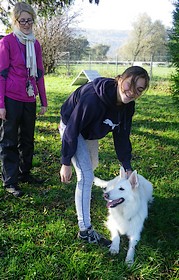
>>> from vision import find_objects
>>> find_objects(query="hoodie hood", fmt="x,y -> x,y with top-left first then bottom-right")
92,77 -> 119,110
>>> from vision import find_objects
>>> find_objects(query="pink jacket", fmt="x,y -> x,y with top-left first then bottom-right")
0,33 -> 47,108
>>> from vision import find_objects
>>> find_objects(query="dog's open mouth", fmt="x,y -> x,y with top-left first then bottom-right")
104,197 -> 125,208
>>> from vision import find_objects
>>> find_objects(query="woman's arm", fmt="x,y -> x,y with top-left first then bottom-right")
113,102 -> 135,170
35,40 -> 47,108
0,38 -> 10,109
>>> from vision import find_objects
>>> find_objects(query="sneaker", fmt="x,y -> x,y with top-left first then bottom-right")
5,184 -> 23,197
18,173 -> 44,184
78,226 -> 111,247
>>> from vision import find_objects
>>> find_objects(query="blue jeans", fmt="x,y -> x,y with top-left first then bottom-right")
59,121 -> 98,231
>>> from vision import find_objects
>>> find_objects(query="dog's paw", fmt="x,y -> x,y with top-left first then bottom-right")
125,256 -> 134,267
109,246 -> 119,255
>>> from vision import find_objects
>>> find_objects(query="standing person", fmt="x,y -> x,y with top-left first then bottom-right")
0,2 -> 48,197
59,66 -> 150,246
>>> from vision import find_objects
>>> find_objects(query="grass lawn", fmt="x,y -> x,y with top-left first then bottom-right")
0,66 -> 178,279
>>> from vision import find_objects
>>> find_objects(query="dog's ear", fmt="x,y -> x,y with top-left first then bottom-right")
120,166 -> 126,179
128,170 -> 139,189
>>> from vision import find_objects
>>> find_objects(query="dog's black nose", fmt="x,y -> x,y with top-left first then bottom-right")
103,193 -> 109,200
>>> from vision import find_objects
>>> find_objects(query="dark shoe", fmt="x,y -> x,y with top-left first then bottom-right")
5,184 -> 23,197
18,173 -> 44,184
78,226 -> 111,247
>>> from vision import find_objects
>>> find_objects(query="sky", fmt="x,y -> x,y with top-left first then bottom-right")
0,0 -> 174,33
71,0 -> 174,30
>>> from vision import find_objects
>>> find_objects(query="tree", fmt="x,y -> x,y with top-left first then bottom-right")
168,0 -> 179,102
0,0 -> 99,27
90,44 -> 110,60
118,14 -> 168,64
0,0 -> 98,73
127,14 -> 153,63
141,20 -> 168,61
34,11 -> 78,73
67,36 -> 90,60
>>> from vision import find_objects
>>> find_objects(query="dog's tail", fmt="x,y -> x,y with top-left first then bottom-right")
93,177 -> 108,189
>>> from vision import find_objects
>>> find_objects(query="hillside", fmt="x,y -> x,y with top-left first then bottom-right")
76,28 -> 130,58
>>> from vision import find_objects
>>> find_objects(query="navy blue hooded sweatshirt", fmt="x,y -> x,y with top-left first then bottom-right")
60,77 -> 135,170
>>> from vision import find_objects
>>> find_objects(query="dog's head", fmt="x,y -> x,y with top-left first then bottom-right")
103,167 -> 139,208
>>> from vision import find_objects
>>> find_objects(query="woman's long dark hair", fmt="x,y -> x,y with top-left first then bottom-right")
115,66 -> 150,94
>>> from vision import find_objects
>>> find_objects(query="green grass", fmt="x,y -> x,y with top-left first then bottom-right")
0,67 -> 178,279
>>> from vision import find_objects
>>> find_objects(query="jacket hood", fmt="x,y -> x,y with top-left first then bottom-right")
92,77 -> 118,109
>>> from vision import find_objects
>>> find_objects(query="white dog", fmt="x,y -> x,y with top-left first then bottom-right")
94,166 -> 153,265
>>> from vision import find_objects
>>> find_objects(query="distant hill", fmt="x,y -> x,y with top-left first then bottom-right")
76,28 -> 130,58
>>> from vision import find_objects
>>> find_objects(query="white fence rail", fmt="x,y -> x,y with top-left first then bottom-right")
57,60 -> 170,67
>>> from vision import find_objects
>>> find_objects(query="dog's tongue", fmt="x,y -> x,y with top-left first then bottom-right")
107,198 -> 125,208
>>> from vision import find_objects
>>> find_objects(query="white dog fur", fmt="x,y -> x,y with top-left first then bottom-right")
94,166 -> 153,265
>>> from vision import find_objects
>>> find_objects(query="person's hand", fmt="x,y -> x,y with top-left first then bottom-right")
0,108 -> 6,120
39,106 -> 47,115
60,165 -> 72,183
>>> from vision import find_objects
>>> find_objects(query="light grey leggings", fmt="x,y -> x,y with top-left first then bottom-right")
59,121 -> 98,231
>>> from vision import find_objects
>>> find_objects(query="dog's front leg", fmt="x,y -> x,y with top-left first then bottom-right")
109,228 -> 120,255
125,235 -> 140,265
